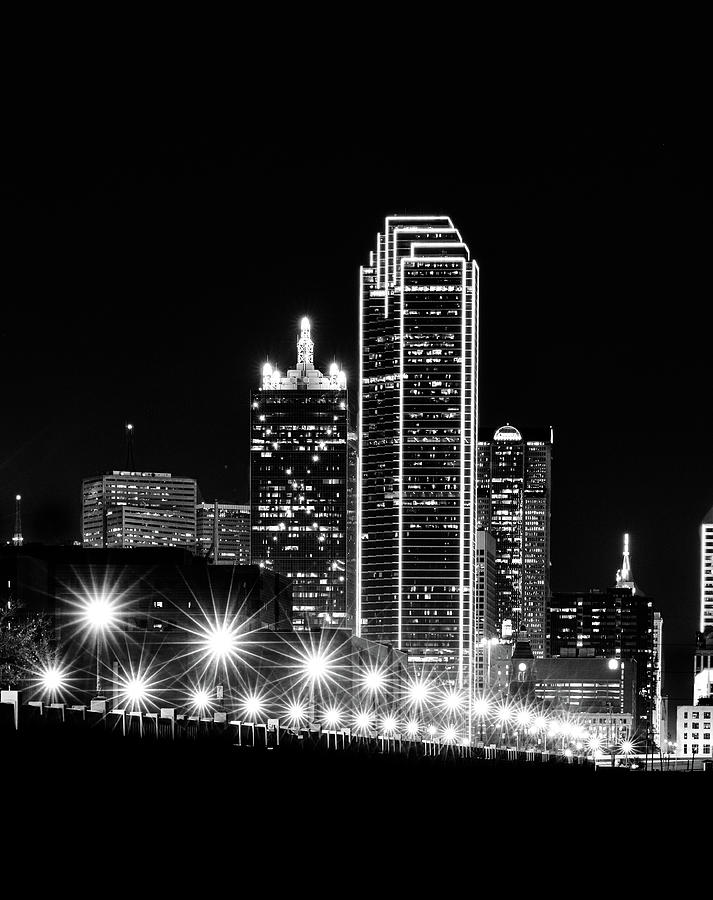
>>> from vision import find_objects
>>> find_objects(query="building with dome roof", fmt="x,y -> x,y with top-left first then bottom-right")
476,424 -> 553,657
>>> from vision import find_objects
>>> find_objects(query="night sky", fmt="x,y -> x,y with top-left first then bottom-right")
1,91 -> 707,708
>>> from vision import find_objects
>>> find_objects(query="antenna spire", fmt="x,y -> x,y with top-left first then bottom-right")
297,316 -> 314,370
12,494 -> 23,547
125,423 -> 136,470
615,532 -> 639,594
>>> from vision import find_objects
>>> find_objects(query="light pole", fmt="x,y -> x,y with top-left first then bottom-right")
83,596 -> 117,699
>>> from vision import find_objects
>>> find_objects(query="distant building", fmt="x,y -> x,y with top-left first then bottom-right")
474,531 -> 498,690
196,502 -> 250,566
695,627 -> 713,677
677,704 -> 713,758
250,317 -> 349,631
701,504 -> 713,632
476,425 -> 552,657
529,657 -> 638,721
694,668 -> 713,705
82,471 -> 197,550
547,536 -> 660,741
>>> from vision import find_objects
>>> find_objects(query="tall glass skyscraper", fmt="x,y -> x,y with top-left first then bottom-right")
358,215 -> 479,701
701,504 -> 713,632
250,318 -> 350,630
476,425 -> 552,657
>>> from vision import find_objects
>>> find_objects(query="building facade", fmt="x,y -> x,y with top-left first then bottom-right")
548,587 -> 657,740
677,704 -> 713,758
250,318 -> 350,631
701,504 -> 713,632
476,425 -> 552,657
358,215 -> 479,702
196,502 -> 250,565
474,530 -> 498,690
82,471 -> 197,550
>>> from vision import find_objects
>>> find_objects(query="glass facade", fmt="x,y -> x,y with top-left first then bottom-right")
359,215 -> 479,699
196,502 -> 250,565
250,319 -> 350,630
477,425 -> 552,657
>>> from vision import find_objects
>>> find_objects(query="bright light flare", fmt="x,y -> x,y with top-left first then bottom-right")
620,739 -> 635,756
442,726 -> 458,744
241,694 -> 265,720
380,714 -> 398,734
405,720 -> 420,738
40,665 -> 68,694
323,706 -> 343,729
362,667 -> 386,693
534,715 -> 548,731
353,710 -> 373,733
441,689 -> 465,713
587,736 -> 603,754
495,705 -> 513,725
285,699 -> 308,727
516,709 -> 532,728
473,697 -> 490,717
190,688 -> 213,713
83,596 -> 117,629
201,622 -> 240,663
301,651 -> 332,684
406,679 -> 431,707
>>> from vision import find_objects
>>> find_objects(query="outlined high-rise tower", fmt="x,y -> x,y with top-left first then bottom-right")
358,215 -> 479,715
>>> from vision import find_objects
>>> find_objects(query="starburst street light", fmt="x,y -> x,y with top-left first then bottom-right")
201,622 -> 240,665
405,720 -> 420,739
82,594 -> 118,697
442,726 -> 458,744
285,699 -> 308,728
353,709 -> 373,734
362,667 -> 386,693
40,665 -> 68,694
323,706 -> 343,729
473,697 -> 490,718
406,679 -> 431,708
241,693 -> 265,721
441,688 -> 465,714
301,650 -> 332,685
381,714 -> 398,735
190,688 -> 213,715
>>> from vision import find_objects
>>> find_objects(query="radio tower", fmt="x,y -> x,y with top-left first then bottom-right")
12,494 -> 23,547
125,423 -> 136,470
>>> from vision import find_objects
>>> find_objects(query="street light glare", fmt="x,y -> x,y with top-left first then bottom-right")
323,706 -> 342,728
473,698 -> 490,717
302,650 -> 331,683
242,694 -> 264,720
124,677 -> 148,703
204,623 -> 239,661
84,596 -> 116,629
407,679 -> 430,706
363,668 -> 386,692
40,665 -> 66,693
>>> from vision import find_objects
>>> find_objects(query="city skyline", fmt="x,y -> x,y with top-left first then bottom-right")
2,127 -> 707,708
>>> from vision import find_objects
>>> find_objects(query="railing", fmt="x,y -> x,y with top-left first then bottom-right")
0,697 -> 593,768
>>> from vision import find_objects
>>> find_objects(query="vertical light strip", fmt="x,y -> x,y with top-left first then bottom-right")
357,265 -> 364,638
459,259 -> 466,690
471,259 -> 480,736
398,257 -> 406,650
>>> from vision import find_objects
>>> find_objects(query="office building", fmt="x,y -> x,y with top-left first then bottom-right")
701,503 -> 713,632
196,502 -> 250,565
250,317 -> 350,631
528,657 -> 637,720
358,215 -> 479,701
82,471 -> 198,549
476,425 -> 552,657
474,530 -> 498,690
677,704 -> 713,758
548,537 -> 660,739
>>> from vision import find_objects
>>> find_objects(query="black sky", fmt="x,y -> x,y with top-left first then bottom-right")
0,86 -> 708,708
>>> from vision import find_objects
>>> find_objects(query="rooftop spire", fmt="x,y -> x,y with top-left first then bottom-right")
12,494 -> 23,547
616,532 -> 640,594
297,316 -> 314,370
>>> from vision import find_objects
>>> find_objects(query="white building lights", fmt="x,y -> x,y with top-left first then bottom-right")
358,215 -> 479,733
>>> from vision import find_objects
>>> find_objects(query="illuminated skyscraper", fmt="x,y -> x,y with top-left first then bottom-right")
701,504 -> 713,632
196,501 -> 250,565
250,318 -> 351,630
477,425 -> 552,657
82,471 -> 197,549
358,215 -> 479,702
